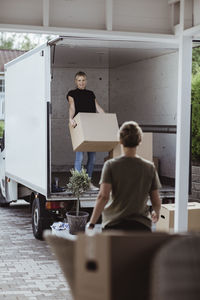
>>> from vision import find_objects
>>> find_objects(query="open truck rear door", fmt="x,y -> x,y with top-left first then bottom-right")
5,44 -> 51,197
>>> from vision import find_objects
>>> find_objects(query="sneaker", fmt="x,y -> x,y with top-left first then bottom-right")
89,183 -> 99,191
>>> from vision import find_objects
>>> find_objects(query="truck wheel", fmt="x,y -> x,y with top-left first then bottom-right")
0,184 -> 10,207
32,196 -> 51,240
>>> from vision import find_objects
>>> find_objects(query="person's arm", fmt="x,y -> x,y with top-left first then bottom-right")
95,99 -> 105,113
88,183 -> 111,227
150,189 -> 161,223
68,96 -> 77,127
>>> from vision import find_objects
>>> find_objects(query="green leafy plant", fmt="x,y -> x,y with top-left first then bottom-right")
191,72 -> 200,162
0,121 -> 4,138
67,168 -> 90,216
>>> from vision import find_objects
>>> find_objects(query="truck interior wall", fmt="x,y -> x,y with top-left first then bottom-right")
109,52 -> 178,179
153,133 -> 176,179
51,67 -> 109,172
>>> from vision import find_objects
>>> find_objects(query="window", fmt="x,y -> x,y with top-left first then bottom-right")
0,77 -> 5,119
0,79 -> 5,93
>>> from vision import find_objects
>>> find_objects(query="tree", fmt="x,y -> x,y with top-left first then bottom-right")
67,168 -> 90,216
20,35 -> 37,50
0,33 -> 15,49
192,47 -> 200,75
0,32 -> 55,51
191,72 -> 200,161
191,47 -> 200,162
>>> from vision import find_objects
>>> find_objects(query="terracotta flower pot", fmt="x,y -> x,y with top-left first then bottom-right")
66,211 -> 89,235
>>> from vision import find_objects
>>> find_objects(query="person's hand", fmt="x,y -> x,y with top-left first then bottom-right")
69,118 -> 77,128
85,222 -> 95,230
151,210 -> 159,223
85,222 -> 95,235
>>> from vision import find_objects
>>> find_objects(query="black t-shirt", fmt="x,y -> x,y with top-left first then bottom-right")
67,88 -> 96,116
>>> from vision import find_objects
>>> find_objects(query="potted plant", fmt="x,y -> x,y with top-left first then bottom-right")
66,168 -> 90,234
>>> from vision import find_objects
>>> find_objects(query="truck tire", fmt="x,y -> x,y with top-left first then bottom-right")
32,195 -> 51,240
0,184 -> 10,207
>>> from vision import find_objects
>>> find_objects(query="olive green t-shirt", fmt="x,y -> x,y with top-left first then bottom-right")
100,156 -> 161,228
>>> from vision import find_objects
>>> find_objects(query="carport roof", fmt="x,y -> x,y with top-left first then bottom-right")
0,49 -> 26,72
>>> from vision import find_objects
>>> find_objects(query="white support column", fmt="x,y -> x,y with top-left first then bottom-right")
43,0 -> 49,27
179,0 -> 185,31
106,0 -> 113,31
175,35 -> 192,232
170,3 -> 175,31
193,0 -> 200,26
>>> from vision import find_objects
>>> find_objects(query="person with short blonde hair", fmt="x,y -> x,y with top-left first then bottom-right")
67,71 -> 104,190
88,121 -> 161,231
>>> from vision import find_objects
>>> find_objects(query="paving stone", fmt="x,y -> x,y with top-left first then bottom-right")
0,201 -> 73,300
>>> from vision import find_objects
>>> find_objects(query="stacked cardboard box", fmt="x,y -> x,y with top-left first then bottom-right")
69,113 -> 153,164
109,132 -> 153,161
156,202 -> 200,233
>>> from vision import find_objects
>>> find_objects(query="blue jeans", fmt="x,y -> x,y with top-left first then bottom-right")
74,152 -> 96,178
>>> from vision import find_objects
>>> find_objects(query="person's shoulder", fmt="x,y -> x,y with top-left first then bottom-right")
104,156 -> 123,166
67,89 -> 78,100
68,89 -> 77,95
137,156 -> 155,169
85,89 -> 95,96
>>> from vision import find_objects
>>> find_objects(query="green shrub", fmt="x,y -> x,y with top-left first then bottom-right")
192,48 -> 200,75
0,121 -> 4,137
191,72 -> 200,161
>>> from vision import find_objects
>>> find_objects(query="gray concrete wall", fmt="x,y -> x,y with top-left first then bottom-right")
109,52 -> 178,178
51,67 -> 109,171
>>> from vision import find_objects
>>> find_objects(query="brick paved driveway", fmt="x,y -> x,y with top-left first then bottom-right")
0,200 -> 73,300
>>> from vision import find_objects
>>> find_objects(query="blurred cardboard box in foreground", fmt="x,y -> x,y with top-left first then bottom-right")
69,113 -> 119,152
75,232 -> 176,300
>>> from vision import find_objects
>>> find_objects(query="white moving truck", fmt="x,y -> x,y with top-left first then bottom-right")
0,35 -> 178,239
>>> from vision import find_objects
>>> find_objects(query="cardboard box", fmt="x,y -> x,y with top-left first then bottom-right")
156,202 -> 200,233
44,232 -> 76,297
69,113 -> 119,152
109,132 -> 153,161
75,231 -> 177,300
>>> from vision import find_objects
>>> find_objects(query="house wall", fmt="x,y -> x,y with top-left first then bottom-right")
190,166 -> 200,202
51,67 -> 109,171
0,0 -> 43,26
0,74 -> 5,120
113,0 -> 171,33
0,0 -> 174,34
109,52 -> 178,178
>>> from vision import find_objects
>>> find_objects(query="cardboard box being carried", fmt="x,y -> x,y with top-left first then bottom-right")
156,202 -> 200,233
110,132 -> 153,161
69,113 -> 119,152
75,232 -> 178,300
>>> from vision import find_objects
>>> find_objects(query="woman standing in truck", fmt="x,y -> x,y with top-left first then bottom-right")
67,71 -> 104,190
